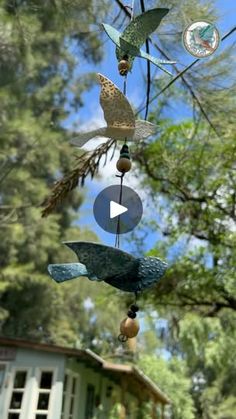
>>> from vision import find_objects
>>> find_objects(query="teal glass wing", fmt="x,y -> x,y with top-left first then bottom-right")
63,242 -> 137,281
102,23 -> 122,48
48,262 -> 88,282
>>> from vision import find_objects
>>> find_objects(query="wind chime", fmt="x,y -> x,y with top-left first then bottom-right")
47,5 -> 175,343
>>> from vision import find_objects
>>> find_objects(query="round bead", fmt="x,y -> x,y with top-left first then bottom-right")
127,310 -> 136,319
130,304 -> 139,312
118,60 -> 130,76
116,157 -> 132,173
120,317 -> 140,338
120,144 -> 130,159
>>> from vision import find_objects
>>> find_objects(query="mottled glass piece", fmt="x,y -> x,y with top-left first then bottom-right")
64,241 -> 137,280
119,8 -> 169,53
70,73 -> 158,147
48,242 -> 167,293
48,262 -> 88,282
99,73 -> 135,128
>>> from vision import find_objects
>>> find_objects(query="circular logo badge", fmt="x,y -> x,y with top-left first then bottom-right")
183,21 -> 220,58
93,185 -> 143,234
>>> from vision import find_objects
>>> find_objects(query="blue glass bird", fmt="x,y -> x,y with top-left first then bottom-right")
48,242 -> 167,293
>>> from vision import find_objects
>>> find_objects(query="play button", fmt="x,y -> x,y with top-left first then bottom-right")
93,185 -> 143,234
110,201 -> 128,219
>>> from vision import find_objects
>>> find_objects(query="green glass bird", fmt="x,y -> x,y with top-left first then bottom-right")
102,8 -> 176,76
48,242 -> 167,293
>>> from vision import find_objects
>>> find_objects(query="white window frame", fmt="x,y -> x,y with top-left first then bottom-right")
0,362 -> 10,418
30,367 -> 58,419
0,362 -> 8,390
61,370 -> 80,419
5,367 -> 31,419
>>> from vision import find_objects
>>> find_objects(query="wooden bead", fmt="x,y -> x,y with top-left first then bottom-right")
120,317 -> 140,338
127,337 -> 137,353
118,60 -> 130,76
116,157 -> 132,173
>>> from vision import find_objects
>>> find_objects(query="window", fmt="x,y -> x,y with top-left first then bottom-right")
7,370 -> 28,419
85,384 -> 95,419
34,371 -> 53,419
61,372 -> 79,419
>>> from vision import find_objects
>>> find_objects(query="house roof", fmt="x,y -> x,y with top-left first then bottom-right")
0,336 -> 170,405
0,336 -> 103,367
103,362 -> 170,405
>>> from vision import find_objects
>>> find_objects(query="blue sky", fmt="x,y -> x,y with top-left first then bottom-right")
66,0 -> 236,255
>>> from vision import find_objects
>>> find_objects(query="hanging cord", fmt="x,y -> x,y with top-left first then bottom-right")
114,60 -> 130,247
123,74 -> 127,95
115,172 -> 125,248
140,0 -> 151,120
130,0 -> 135,20
114,73 -> 129,248
124,0 -> 135,19
114,142 -> 131,248
123,75 -> 127,145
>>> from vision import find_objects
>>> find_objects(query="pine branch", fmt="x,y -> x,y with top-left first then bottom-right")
41,139 -> 116,217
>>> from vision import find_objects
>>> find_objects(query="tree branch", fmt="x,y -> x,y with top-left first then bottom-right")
140,0 -> 151,120
115,0 -> 236,138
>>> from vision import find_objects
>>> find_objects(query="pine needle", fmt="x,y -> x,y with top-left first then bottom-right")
41,139 -> 116,217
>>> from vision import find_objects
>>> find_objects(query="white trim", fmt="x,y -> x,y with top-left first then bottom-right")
61,370 -> 80,419
0,362 -> 10,419
29,367 -> 58,419
4,366 -> 32,419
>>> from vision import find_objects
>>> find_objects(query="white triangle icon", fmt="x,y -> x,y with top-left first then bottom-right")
110,201 -> 128,219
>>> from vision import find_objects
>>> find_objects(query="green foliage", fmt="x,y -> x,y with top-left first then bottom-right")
132,2 -> 236,416
179,312 -> 236,418
138,355 -> 195,419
